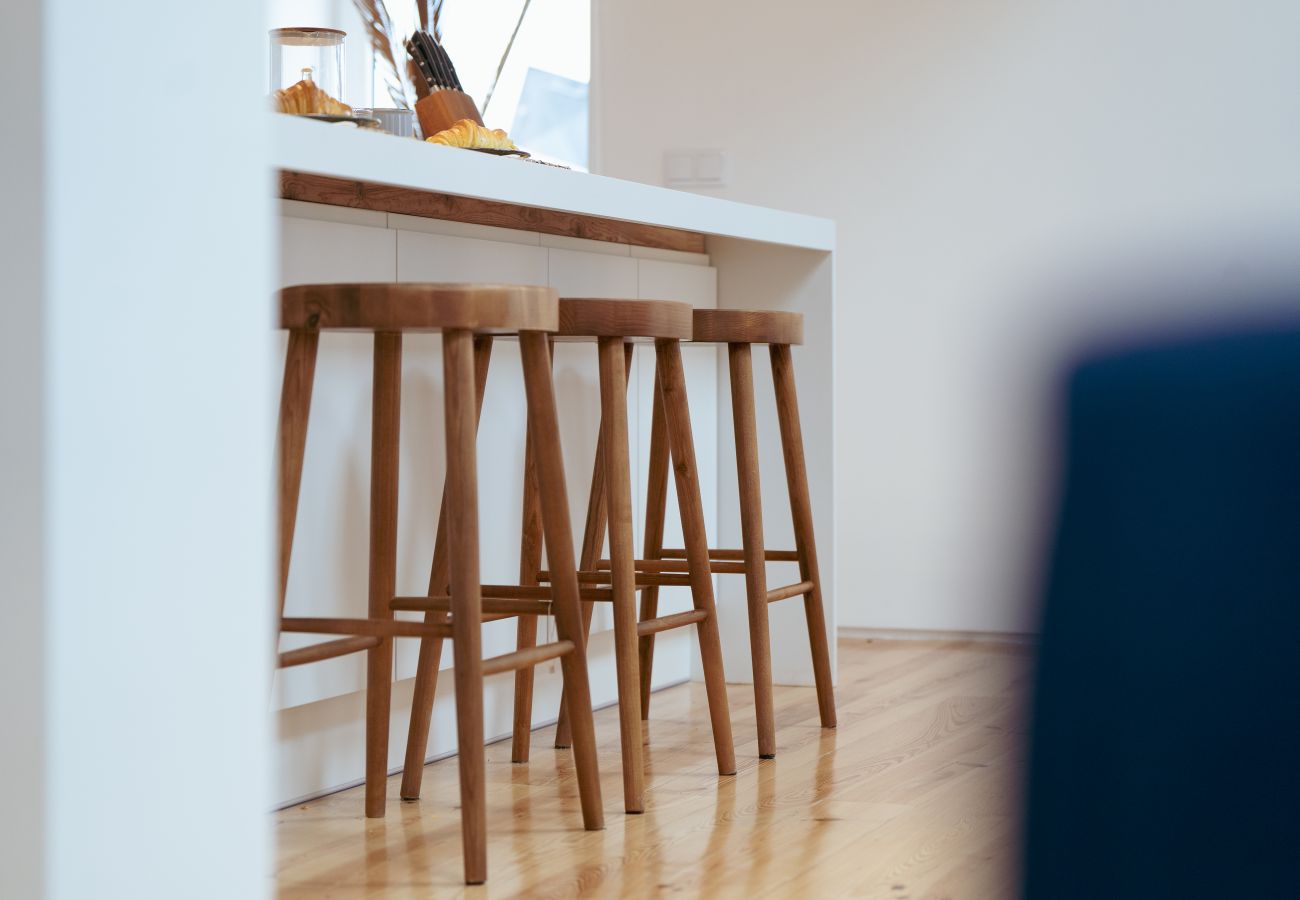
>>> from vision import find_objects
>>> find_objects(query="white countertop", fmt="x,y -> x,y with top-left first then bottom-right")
271,114 -> 834,252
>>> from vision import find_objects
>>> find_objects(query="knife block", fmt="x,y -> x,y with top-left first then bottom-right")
415,90 -> 483,139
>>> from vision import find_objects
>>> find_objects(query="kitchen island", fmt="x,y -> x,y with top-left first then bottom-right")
271,114 -> 836,805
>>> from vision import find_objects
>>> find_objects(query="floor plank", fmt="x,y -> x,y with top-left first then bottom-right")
276,639 -> 1031,898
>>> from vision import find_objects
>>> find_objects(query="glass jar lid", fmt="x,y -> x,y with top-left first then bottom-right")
270,27 -> 346,47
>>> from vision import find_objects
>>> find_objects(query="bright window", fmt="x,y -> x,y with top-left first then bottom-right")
441,0 -> 589,169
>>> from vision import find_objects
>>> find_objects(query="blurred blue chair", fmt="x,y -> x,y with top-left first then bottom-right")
1023,318 -> 1300,899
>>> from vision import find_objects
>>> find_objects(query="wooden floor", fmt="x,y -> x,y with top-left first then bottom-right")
275,639 -> 1031,898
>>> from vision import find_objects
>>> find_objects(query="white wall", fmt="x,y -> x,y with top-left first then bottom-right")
1,0 -> 275,897
594,0 -> 1300,634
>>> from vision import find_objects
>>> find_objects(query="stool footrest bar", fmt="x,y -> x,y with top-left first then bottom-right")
594,558 -> 748,575
281,617 -> 453,639
766,581 -> 815,603
391,596 -> 554,616
637,609 -> 708,637
659,548 -> 800,562
482,641 -> 575,677
481,584 -> 615,602
278,635 -> 381,668
540,570 -> 692,588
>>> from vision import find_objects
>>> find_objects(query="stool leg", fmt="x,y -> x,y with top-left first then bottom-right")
598,335 -> 646,813
728,343 -> 777,758
770,344 -> 836,728
552,421 -> 609,749
401,336 -> 492,800
655,339 -> 738,777
277,329 -> 319,617
365,332 -> 402,819
444,328 -> 487,883
509,421 -> 544,762
554,343 -> 633,749
519,331 -> 604,831
637,367 -> 670,717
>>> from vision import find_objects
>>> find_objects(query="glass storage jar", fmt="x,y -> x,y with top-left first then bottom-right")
269,27 -> 345,100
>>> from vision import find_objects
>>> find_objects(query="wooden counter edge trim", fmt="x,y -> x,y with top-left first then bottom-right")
280,171 -> 707,255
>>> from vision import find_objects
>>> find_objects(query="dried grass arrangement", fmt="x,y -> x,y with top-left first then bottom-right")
350,0 -> 445,108
348,0 -> 528,113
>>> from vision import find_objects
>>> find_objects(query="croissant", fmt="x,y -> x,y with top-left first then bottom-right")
426,119 -> 517,151
274,80 -> 352,117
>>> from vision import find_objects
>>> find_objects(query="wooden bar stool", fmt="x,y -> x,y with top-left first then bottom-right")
496,298 -> 738,814
637,309 -> 836,758
275,283 -> 603,885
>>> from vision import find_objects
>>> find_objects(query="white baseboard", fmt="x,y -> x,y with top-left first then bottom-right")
839,626 -> 1037,646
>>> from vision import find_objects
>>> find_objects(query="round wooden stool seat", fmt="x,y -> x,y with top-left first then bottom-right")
280,283 -> 558,334
691,309 -> 804,345
556,298 -> 693,341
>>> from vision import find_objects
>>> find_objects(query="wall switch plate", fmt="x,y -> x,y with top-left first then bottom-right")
664,149 -> 729,188
664,152 -> 695,183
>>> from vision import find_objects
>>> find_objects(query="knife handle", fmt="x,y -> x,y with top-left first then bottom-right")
406,37 -> 436,90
